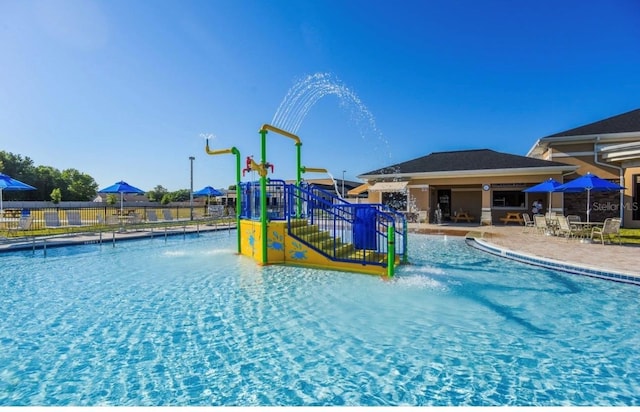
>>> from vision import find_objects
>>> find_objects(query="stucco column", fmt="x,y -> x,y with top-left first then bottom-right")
481,185 -> 492,225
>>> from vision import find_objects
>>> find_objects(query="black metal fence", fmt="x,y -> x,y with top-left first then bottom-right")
1,204 -> 235,232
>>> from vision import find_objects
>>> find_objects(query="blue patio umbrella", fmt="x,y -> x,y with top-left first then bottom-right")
0,173 -> 37,213
193,186 -> 224,207
555,173 -> 625,222
99,180 -> 145,216
193,186 -> 224,197
523,178 -> 563,214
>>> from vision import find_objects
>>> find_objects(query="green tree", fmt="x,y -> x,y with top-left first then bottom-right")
106,194 -> 117,205
33,166 -> 63,201
147,185 -> 168,202
61,168 -> 99,201
50,188 -> 62,204
171,189 -> 190,202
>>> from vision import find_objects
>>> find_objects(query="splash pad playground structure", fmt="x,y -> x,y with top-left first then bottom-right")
205,124 -> 408,277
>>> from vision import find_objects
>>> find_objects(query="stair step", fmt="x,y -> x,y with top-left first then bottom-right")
289,219 -> 309,228
334,243 -> 355,257
292,225 -> 320,236
316,237 -> 340,250
347,249 -> 378,261
298,230 -> 330,243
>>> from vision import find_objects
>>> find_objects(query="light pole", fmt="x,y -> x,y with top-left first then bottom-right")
342,170 -> 346,198
189,156 -> 195,220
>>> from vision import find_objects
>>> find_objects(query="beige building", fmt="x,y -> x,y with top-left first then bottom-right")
354,149 -> 577,226
528,108 -> 640,228
353,108 -> 640,227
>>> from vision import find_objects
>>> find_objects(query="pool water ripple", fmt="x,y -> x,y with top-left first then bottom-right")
0,233 -> 639,405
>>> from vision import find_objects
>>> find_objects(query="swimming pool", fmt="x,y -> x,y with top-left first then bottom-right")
0,232 -> 638,406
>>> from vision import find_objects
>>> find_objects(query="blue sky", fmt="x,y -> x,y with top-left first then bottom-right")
1,0 -> 639,192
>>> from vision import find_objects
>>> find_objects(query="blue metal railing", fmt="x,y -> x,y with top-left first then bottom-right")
286,183 -> 406,266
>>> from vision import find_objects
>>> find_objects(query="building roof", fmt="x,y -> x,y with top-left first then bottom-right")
360,149 -> 572,177
544,108 -> 640,138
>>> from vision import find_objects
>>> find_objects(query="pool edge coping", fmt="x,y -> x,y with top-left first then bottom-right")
465,234 -> 640,286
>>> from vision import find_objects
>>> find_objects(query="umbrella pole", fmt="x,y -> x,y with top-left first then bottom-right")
0,188 -> 3,213
586,189 -> 591,223
120,192 -> 124,216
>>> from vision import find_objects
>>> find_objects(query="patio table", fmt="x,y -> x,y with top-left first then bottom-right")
570,221 -> 604,241
0,217 -> 19,230
500,212 -> 524,225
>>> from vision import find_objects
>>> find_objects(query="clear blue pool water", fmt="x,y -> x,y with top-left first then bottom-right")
0,231 -> 639,406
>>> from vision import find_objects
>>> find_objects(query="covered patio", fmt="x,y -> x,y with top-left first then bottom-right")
357,149 -> 577,225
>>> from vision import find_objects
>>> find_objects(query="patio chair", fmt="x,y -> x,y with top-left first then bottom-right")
591,218 -> 622,245
5,216 -> 32,237
567,215 -> 581,224
162,209 -> 174,221
555,215 -> 580,240
533,214 -> 549,235
565,215 -> 589,238
208,205 -> 224,219
65,210 -> 84,226
522,213 -> 535,233
97,213 -> 119,227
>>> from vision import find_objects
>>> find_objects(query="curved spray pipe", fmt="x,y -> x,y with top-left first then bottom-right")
204,139 -> 242,254
301,166 -> 344,200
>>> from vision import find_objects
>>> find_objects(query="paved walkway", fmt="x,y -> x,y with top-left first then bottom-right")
408,222 -> 638,277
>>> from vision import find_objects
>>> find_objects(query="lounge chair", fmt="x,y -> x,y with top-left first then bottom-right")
522,213 -> 535,233
591,218 -> 622,245
162,209 -> 174,221
5,216 -> 32,237
146,210 -> 159,222
65,210 -> 84,226
44,211 -> 62,228
533,215 -> 549,235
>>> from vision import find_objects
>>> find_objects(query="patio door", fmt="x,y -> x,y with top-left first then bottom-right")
437,189 -> 451,221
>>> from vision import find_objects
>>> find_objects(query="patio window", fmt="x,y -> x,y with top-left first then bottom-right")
492,191 -> 525,209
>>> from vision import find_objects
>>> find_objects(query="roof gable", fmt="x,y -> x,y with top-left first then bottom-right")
361,149 -> 572,176
545,108 -> 640,138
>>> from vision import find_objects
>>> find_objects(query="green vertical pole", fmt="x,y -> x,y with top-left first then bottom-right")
387,226 -> 395,278
296,142 -> 302,185
232,147 -> 241,254
296,142 -> 302,217
259,129 -> 268,264
402,224 -> 408,264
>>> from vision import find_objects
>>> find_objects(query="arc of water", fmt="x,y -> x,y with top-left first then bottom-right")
271,72 -> 393,172
325,171 -> 344,200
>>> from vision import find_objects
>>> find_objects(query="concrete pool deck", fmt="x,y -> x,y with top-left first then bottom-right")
408,222 -> 639,282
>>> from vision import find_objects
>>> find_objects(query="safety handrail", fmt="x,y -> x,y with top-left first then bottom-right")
286,183 -> 406,266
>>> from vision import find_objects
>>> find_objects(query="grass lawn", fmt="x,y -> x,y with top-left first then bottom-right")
620,228 -> 640,245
